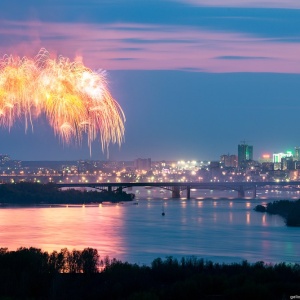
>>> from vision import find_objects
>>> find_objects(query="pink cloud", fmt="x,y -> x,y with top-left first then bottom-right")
1,20 -> 300,73
172,0 -> 300,9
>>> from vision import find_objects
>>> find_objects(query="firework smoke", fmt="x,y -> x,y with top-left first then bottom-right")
0,48 -> 125,154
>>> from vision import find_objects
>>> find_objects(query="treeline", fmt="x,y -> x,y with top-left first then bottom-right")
0,247 -> 299,299
254,199 -> 300,226
0,182 -> 132,204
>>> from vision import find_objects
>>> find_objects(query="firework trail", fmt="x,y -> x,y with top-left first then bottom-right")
0,48 -> 125,154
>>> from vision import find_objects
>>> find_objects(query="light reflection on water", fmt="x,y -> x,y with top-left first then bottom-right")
0,194 -> 299,266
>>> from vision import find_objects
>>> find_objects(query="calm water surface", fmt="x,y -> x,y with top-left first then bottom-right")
0,189 -> 299,265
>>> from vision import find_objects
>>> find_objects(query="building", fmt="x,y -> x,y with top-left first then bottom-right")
134,158 -> 151,171
295,147 -> 300,161
273,151 -> 293,170
261,162 -> 274,172
281,156 -> 294,171
258,154 -> 272,163
238,143 -> 253,168
220,154 -> 238,168
209,161 -> 221,179
273,153 -> 286,164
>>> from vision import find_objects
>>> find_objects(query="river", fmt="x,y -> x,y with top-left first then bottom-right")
0,188 -> 299,265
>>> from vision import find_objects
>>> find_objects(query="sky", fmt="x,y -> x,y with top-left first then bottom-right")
1,0 -> 300,161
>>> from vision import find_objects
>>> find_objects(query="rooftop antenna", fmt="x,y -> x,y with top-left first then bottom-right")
240,140 -> 252,145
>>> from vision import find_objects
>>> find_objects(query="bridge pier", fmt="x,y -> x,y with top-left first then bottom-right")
237,186 -> 245,198
186,186 -> 191,199
172,186 -> 181,198
253,185 -> 257,198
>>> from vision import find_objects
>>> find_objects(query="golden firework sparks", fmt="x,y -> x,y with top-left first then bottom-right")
0,48 -> 125,154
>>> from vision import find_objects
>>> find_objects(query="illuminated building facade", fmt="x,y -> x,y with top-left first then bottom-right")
238,143 -> 253,168
259,154 -> 272,163
273,151 -> 293,170
273,151 -> 292,163
273,153 -> 286,163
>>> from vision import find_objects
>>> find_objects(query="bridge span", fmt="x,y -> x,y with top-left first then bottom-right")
57,181 -> 300,199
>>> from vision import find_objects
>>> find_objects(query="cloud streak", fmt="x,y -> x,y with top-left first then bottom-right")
1,20 -> 300,73
2,1 -> 300,39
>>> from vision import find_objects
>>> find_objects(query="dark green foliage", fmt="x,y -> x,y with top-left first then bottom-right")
81,248 -> 99,274
0,248 -> 299,299
0,182 -> 133,204
254,199 -> 300,226
254,204 -> 266,212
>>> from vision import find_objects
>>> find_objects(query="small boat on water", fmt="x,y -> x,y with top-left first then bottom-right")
162,204 -> 165,216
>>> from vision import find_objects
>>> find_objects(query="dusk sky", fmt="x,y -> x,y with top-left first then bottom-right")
1,0 -> 300,161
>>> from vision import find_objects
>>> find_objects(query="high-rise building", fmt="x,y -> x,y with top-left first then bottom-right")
295,147 -> 300,161
238,143 -> 253,167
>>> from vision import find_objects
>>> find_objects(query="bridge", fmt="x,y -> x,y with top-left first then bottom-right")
57,181 -> 300,199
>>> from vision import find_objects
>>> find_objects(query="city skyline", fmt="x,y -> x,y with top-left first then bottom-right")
1,1 -> 300,161
1,142 -> 299,163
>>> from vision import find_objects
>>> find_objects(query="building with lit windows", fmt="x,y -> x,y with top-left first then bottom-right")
273,151 -> 293,170
273,151 -> 292,163
295,147 -> 300,161
238,143 -> 253,168
220,154 -> 238,168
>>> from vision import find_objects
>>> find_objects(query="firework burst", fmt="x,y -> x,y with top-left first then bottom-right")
0,48 -> 125,154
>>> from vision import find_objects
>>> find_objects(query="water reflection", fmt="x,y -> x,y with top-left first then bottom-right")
262,214 -> 266,226
229,212 -> 233,223
246,212 -> 251,224
213,212 -> 217,222
0,199 -> 298,265
0,205 -> 124,259
133,186 -> 300,200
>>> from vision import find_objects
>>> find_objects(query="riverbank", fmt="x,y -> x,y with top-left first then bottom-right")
254,199 -> 300,226
0,247 -> 299,300
0,182 -> 134,204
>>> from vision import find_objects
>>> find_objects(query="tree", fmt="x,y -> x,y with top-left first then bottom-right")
81,248 -> 99,274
